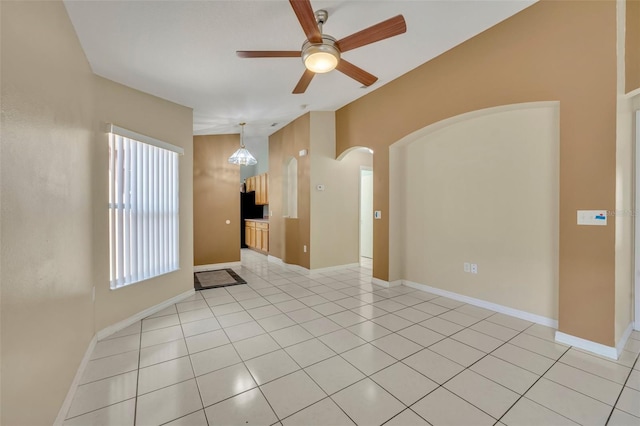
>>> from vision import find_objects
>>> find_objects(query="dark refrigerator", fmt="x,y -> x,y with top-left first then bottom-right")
241,190 -> 264,248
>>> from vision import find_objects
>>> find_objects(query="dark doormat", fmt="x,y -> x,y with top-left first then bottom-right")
194,268 -> 247,290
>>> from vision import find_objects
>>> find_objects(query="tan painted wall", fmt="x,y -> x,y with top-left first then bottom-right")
392,104 -> 559,319
193,134 -> 241,265
1,2 -> 194,423
336,0 -> 618,345
1,2 -> 95,423
310,112 -> 372,269
268,114 -> 310,268
93,77 -> 194,332
626,0 -> 640,93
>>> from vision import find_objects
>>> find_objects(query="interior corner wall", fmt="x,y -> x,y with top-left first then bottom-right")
2,2 -> 195,423
336,0 -> 618,346
1,2 -> 96,424
615,0 -> 638,342
309,112 -> 373,270
268,114 -> 310,268
393,104 -> 559,320
193,134 -> 241,266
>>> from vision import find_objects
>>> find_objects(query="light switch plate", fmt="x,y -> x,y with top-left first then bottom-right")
577,210 -> 607,226
374,211 -> 382,219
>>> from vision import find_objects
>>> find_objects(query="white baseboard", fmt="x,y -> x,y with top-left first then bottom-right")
402,280 -> 558,328
555,331 -> 618,360
97,289 -> 195,341
309,263 -> 360,274
194,262 -> 241,273
54,334 -> 97,426
389,280 -> 402,288
267,256 -> 284,265
616,322 -> 635,357
371,277 -> 390,288
57,288 -> 196,424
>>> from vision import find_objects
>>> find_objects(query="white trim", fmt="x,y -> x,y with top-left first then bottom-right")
54,334 -> 97,426
616,322 -> 635,357
402,280 -> 558,328
57,289 -> 196,424
310,263 -> 360,274
194,262 -> 241,273
97,289 -> 195,340
106,123 -> 184,155
389,280 -> 402,287
372,277 -> 390,288
555,331 -> 618,360
635,110 -> 640,331
267,255 -> 284,265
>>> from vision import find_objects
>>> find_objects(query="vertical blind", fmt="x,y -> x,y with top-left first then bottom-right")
109,130 -> 180,289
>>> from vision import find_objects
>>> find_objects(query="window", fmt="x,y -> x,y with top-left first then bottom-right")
108,125 -> 183,289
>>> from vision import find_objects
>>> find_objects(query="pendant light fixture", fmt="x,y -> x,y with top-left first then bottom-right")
228,122 -> 257,166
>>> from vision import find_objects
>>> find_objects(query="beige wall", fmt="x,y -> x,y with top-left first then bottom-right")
1,2 -> 96,424
336,0 -> 618,346
193,134 -> 241,266
310,112 -> 372,269
93,76 -> 194,331
268,114 -> 310,268
391,104 -> 559,319
1,2 -> 194,424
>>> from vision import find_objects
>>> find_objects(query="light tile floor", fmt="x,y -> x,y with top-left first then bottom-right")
65,251 -> 640,425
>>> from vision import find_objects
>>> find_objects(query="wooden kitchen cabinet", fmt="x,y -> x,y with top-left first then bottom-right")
245,221 -> 256,248
245,220 -> 268,254
246,173 -> 269,205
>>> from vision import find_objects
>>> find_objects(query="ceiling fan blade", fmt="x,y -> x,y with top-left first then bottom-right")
336,15 -> 406,53
336,60 -> 378,87
237,51 -> 301,58
293,69 -> 315,94
289,0 -> 322,43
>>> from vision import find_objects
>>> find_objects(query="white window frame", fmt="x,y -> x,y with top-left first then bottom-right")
108,124 -> 184,289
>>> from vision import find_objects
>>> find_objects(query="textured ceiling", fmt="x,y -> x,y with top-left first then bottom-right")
63,0 -> 536,147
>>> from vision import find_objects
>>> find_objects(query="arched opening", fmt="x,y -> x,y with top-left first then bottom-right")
389,102 -> 559,321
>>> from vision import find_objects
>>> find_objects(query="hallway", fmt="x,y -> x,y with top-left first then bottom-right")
64,250 -> 640,425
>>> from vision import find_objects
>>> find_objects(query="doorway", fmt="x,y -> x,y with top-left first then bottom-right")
360,168 -> 373,261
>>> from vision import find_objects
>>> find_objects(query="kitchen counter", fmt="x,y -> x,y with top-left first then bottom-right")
245,218 -> 269,223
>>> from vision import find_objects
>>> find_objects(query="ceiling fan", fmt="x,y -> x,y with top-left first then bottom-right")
236,0 -> 407,94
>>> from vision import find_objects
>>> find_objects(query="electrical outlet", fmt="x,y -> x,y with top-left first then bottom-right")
303,245 -> 307,253
471,264 -> 478,274
464,262 -> 470,273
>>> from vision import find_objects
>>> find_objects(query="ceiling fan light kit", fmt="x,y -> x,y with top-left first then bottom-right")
228,123 -> 258,166
302,37 -> 340,73
236,0 -> 406,94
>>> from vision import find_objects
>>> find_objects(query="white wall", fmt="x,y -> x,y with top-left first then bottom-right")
309,112 -> 372,269
390,104 -> 559,319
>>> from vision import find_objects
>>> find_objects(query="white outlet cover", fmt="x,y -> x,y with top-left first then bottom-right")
464,263 -> 470,273
471,264 -> 478,274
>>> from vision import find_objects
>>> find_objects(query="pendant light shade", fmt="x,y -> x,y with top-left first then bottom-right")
228,123 -> 257,166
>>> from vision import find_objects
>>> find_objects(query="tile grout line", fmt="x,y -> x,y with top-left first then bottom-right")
604,353 -> 640,425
